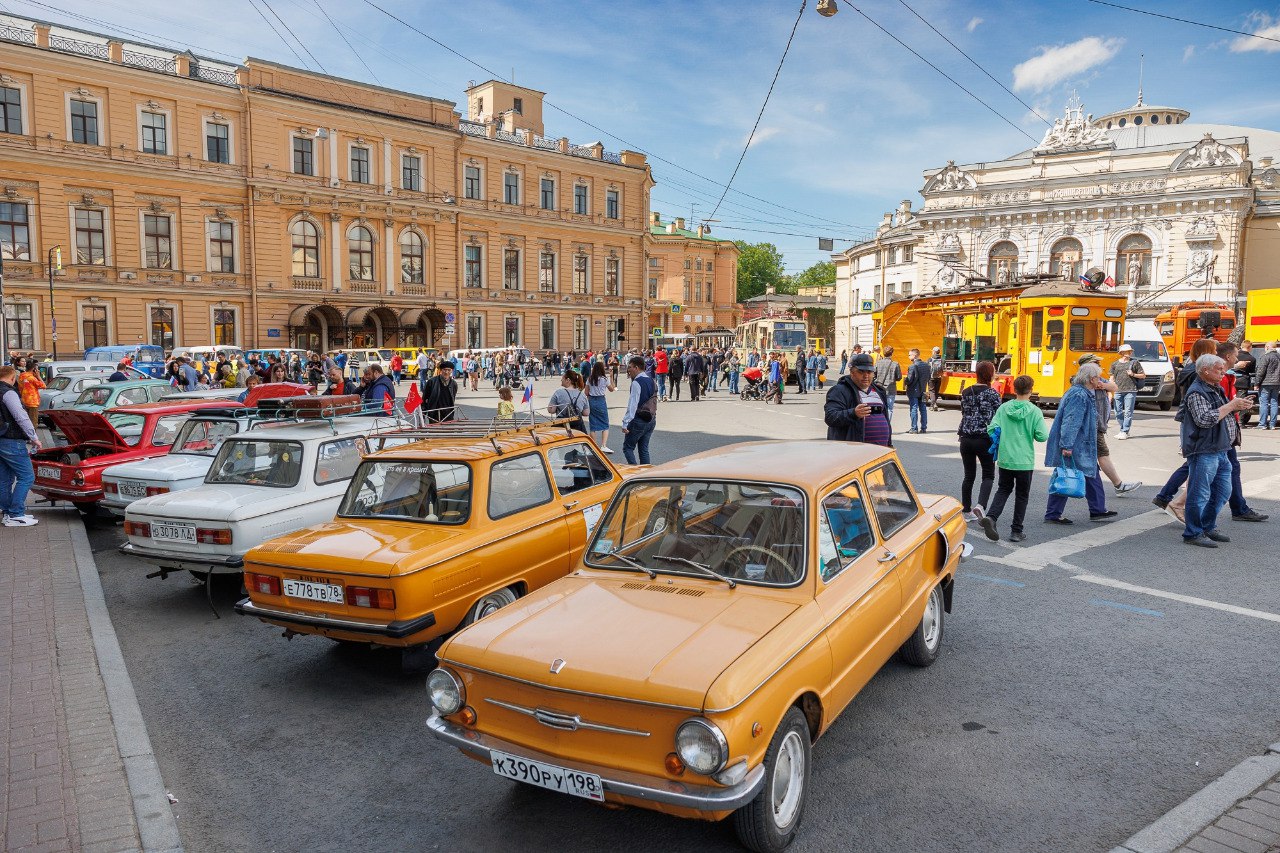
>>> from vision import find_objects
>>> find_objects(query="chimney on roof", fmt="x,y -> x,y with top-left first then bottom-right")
881,212 -> 893,229
898,199 -> 912,220
651,212 -> 661,225
666,222 -> 677,234
675,217 -> 686,230
696,225 -> 706,238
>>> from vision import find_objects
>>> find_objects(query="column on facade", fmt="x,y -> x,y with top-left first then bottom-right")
384,218 -> 395,295
382,138 -> 392,196
327,129 -> 339,188
329,213 -> 342,292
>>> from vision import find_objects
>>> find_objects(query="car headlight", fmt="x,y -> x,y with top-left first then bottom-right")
426,668 -> 465,715
1163,370 -> 1174,383
675,718 -> 728,775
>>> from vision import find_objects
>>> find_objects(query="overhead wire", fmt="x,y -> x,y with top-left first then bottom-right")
1086,0 -> 1280,46
309,0 -> 381,84
245,0 -> 313,71
258,0 -> 328,73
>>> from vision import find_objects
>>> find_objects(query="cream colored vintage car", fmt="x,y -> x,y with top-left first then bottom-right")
427,440 -> 970,852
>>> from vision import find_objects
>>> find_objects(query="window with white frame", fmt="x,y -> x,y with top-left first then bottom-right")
208,220 -> 234,272
291,219 -> 320,277
0,86 -> 22,135
902,245 -> 913,263
605,189 -> 619,219
75,208 -> 107,265
402,154 -> 421,191
293,136 -> 314,175
503,248 -> 520,290
540,316 -> 555,350
350,146 -> 371,184
466,314 -> 482,348
206,122 -> 230,163
464,165 -> 481,199
143,215 -> 171,269
574,184 -> 588,215
504,315 -> 520,346
694,281 -> 702,303
149,305 -> 175,349
574,317 -> 588,351
81,304 -> 109,348
348,225 -> 375,280
539,251 -> 556,292
5,302 -> 35,350
213,307 -> 238,345
573,254 -> 588,294
141,110 -> 167,154
0,202 -> 30,261
605,318 -> 621,350
901,281 -> 912,296
400,231 -> 424,283
504,171 -> 520,205
464,244 -> 482,288
540,177 -> 555,211
648,276 -> 658,299
604,257 -> 619,296
71,99 -> 98,145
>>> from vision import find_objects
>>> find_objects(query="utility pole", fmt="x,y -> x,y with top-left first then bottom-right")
47,246 -> 61,361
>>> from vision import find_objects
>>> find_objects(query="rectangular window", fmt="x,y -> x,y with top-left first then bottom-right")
464,166 -> 481,199
143,215 -> 171,269
504,315 -> 520,346
512,97 -> 523,115
0,202 -> 30,261
464,245 -> 482,288
865,462 -> 920,539
82,305 -> 108,348
539,251 -> 556,292
818,481 -> 875,581
208,221 -> 234,273
605,189 -> 619,220
902,245 -> 913,263
5,303 -> 34,350
540,317 -> 555,350
574,184 -> 588,215
683,279 -> 690,303
75,208 -> 107,265
605,257 -> 619,296
706,260 -> 713,271
487,453 -> 552,519
71,99 -> 98,145
901,281 -> 912,297
574,318 -> 588,351
503,248 -> 520,290
1029,310 -> 1044,348
0,86 -> 22,135
292,136 -> 314,175
573,255 -> 588,294
402,155 -> 421,191
886,247 -> 897,265
350,147 -> 370,183
648,277 -> 658,299
206,122 -> 229,163
141,111 -> 167,154
149,306 -> 174,349
605,318 -> 621,350
504,172 -> 520,205
466,315 -> 482,348
706,283 -> 714,303
694,281 -> 702,303
540,178 -> 555,210
213,308 -> 237,345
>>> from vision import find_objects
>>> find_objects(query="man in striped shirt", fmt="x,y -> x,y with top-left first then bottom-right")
824,353 -> 893,447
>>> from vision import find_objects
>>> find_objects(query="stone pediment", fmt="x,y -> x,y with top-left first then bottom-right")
923,161 -> 976,194
1173,134 -> 1242,170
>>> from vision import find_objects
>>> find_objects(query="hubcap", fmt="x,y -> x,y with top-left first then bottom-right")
922,586 -> 942,650
770,730 -> 806,830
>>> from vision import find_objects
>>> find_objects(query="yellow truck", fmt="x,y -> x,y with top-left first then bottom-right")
1244,288 -> 1280,344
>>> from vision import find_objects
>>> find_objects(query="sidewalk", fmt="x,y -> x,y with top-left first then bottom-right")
2,505 -> 181,853
1114,743 -> 1280,853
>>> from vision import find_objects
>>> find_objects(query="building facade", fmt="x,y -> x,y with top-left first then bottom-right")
645,213 -> 740,342
0,15 -> 653,357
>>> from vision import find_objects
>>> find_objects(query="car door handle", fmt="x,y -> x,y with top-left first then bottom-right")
563,501 -> 580,509
877,551 -> 897,563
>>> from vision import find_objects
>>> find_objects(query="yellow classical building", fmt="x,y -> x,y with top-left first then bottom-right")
644,213 -> 740,344
0,15 -> 653,357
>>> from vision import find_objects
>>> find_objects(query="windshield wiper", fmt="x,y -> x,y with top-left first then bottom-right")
651,554 -> 736,589
600,549 -> 656,579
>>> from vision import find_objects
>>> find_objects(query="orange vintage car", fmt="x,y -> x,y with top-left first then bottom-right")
234,422 -> 636,666
427,440 -> 971,852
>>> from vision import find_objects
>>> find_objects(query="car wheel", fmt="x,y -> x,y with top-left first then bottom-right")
1159,400 -> 1172,411
733,706 -> 810,853
462,586 -> 519,627
898,583 -> 945,667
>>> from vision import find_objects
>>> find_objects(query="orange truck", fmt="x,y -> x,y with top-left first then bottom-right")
1154,302 -> 1237,361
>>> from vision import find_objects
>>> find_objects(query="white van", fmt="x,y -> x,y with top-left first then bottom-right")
1122,320 -> 1176,411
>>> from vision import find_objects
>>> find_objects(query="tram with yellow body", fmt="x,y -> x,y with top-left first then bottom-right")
872,279 -> 1128,405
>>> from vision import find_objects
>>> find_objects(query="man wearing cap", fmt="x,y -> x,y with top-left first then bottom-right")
422,361 -> 458,424
1109,343 -> 1145,439
824,353 -> 893,446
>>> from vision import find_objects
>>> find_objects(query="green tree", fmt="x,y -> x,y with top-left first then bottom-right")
792,261 -> 836,291
734,241 -> 786,301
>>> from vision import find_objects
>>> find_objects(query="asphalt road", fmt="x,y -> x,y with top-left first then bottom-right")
86,378 -> 1280,853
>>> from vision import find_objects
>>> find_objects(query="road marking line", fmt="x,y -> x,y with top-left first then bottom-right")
968,554 -> 1042,571
1090,598 -> 1164,617
929,452 -> 962,459
962,572 -> 1026,588
1074,574 -> 1280,624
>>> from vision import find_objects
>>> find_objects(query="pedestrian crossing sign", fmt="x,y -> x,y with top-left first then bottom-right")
652,327 -> 663,337
861,300 -> 874,312
671,304 -> 682,314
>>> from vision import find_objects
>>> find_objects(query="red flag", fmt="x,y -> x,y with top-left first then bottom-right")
404,383 -> 421,413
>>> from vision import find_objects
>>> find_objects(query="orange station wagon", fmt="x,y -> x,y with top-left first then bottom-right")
235,422 -> 637,665
427,440 -> 971,852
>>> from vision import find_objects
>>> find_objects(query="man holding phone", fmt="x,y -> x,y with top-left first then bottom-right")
824,353 -> 893,447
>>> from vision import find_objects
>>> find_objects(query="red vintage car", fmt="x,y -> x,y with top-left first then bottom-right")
33,401 -> 244,514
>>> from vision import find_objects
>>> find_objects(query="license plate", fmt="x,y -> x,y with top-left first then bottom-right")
151,522 -> 195,542
490,750 -> 604,802
119,481 -> 148,498
282,578 -> 344,604
38,465 -> 59,480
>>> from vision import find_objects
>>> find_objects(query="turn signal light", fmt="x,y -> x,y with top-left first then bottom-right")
664,752 -> 686,776
346,586 -> 395,610
458,706 -> 477,726
146,486 -> 169,497
124,521 -> 151,537
104,482 -> 118,494
196,528 -> 232,545
247,573 -> 280,596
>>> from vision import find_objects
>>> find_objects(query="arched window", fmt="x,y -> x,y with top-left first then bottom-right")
348,225 -> 374,281
1116,233 -> 1152,291
290,219 -> 320,278
400,231 -> 424,284
987,241 -> 1019,284
1049,237 -> 1083,280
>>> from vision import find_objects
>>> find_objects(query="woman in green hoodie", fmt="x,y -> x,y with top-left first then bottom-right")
980,374 -> 1050,542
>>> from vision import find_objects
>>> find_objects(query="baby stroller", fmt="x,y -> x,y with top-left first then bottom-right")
740,366 -> 766,401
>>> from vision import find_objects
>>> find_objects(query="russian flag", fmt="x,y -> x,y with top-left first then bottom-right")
521,379 -> 534,405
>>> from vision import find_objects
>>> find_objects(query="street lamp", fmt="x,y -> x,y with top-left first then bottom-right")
47,245 -> 61,360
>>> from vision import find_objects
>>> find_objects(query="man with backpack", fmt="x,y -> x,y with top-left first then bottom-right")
905,348 -> 932,433
927,346 -> 946,411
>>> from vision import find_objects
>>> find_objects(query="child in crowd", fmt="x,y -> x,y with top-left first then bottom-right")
496,386 -> 515,422
980,374 -> 1049,543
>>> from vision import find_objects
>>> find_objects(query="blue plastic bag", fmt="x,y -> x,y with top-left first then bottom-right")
1048,456 -> 1086,498
988,426 -> 1001,458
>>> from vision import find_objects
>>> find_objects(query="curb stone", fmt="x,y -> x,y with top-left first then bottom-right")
1111,742 -> 1280,853
68,516 -> 184,853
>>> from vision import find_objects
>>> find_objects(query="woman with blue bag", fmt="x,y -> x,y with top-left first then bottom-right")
1043,359 -> 1111,524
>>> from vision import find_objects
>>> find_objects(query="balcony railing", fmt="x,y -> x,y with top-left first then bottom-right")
122,50 -> 176,74
190,62 -> 237,87
0,24 -> 35,44
347,281 -> 378,294
401,284 -> 428,296
49,34 -> 109,60
291,278 -> 325,291
459,120 -> 486,138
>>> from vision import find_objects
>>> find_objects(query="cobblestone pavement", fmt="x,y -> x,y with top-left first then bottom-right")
1177,775 -> 1280,853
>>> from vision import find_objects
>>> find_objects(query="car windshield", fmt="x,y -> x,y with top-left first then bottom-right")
338,460 -> 471,523
773,327 -> 807,351
76,387 -> 113,406
377,349 -> 393,360
207,439 -> 304,488
171,419 -> 240,457
105,412 -> 145,446
585,479 -> 807,586
1125,339 -> 1168,362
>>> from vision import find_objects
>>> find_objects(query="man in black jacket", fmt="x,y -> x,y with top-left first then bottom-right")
422,362 -> 459,423
824,353 -> 893,446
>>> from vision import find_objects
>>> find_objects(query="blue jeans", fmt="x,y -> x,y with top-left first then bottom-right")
907,394 -> 927,431
806,369 -> 817,390
1045,469 -> 1107,519
655,374 -> 667,399
708,370 -> 719,391
729,370 -> 740,394
622,417 -> 655,464
1113,392 -> 1136,433
1183,450 -> 1232,539
884,391 -> 895,422
0,437 -> 36,518
1158,462 -> 1189,503
1260,387 -> 1279,428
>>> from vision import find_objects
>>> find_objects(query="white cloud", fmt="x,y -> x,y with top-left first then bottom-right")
745,126 -> 782,149
1182,44 -> 1196,62
966,17 -> 983,33
1230,16 -> 1280,53
1011,36 -> 1124,93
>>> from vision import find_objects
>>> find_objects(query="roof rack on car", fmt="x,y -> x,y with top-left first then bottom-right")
364,414 -> 579,455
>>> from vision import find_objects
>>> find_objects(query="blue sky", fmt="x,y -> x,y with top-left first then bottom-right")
19,0 -> 1280,272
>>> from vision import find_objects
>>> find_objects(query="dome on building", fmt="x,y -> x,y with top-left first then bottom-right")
1095,95 -> 1190,130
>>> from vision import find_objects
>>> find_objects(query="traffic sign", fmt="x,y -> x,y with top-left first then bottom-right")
445,312 -> 455,322
651,327 -> 663,337
444,324 -> 456,335
860,300 -> 874,312
670,304 -> 682,314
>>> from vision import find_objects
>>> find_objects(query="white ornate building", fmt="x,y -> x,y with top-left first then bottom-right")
834,94 -> 1280,356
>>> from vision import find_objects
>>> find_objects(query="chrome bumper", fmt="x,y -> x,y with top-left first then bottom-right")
234,598 -> 436,639
426,712 -> 765,812
119,541 -> 244,573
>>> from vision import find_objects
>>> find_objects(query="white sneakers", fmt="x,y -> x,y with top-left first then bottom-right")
2,514 -> 38,527
601,446 -> 614,454
1115,432 -> 1129,440
1113,481 -> 1141,494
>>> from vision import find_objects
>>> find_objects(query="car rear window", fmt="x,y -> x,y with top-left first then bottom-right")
314,437 -> 367,485
339,460 -> 471,523
208,439 -> 304,488
172,419 -> 240,456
